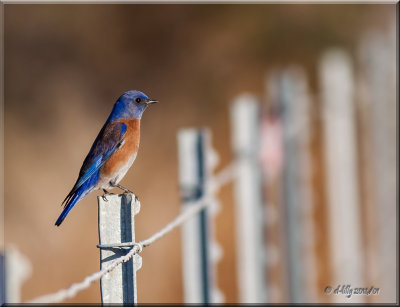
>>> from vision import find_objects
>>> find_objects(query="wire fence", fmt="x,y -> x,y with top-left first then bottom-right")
27,162 -> 237,304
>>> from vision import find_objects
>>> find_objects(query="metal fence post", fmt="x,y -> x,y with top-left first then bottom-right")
177,128 -> 223,304
230,95 -> 267,303
0,253 -> 4,305
0,246 -> 32,304
98,193 -> 142,304
280,67 -> 317,303
277,70 -> 304,303
319,50 -> 364,303
358,29 -> 397,303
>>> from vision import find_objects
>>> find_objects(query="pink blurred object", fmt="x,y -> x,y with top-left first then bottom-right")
260,115 -> 284,180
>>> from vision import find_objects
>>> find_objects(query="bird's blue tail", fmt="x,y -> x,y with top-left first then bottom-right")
55,186 -> 88,226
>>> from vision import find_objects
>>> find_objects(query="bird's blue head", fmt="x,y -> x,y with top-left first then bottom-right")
108,90 -> 158,122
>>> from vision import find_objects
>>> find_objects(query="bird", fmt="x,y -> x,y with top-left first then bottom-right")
55,90 -> 158,226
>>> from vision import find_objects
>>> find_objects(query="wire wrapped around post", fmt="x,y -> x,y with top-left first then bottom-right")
97,193 -> 142,304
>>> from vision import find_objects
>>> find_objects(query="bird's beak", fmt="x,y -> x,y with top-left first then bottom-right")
146,99 -> 158,105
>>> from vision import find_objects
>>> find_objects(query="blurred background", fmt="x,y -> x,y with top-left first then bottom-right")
1,3 -> 397,304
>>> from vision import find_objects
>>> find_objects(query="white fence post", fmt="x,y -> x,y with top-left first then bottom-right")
230,95 -> 267,303
0,246 -> 32,304
319,50 -> 364,303
98,193 -> 142,304
0,253 -> 4,305
177,128 -> 223,304
280,67 -> 316,303
358,28 -> 397,302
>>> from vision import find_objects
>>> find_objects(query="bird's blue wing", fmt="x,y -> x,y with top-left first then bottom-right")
73,155 -> 103,192
62,121 -> 127,206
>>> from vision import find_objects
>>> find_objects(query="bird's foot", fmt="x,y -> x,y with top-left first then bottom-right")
102,189 -> 115,202
134,194 -> 140,203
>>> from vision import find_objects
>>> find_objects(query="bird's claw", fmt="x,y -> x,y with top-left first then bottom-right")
102,189 -> 116,202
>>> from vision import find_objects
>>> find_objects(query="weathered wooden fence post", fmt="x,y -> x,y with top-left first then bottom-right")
177,128 -> 223,304
98,193 -> 142,304
230,95 -> 267,303
319,50 -> 364,303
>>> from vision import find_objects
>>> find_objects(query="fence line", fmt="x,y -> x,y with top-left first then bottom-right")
26,162 -> 237,304
27,243 -> 142,304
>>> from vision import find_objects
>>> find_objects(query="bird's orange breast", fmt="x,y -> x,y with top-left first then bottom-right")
100,119 -> 140,178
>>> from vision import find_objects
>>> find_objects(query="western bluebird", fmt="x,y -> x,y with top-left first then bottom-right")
55,90 -> 158,226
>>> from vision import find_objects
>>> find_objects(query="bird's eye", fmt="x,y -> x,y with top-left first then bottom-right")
135,98 -> 141,103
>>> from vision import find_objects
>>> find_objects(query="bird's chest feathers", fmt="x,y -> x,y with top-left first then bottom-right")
101,119 -> 140,180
